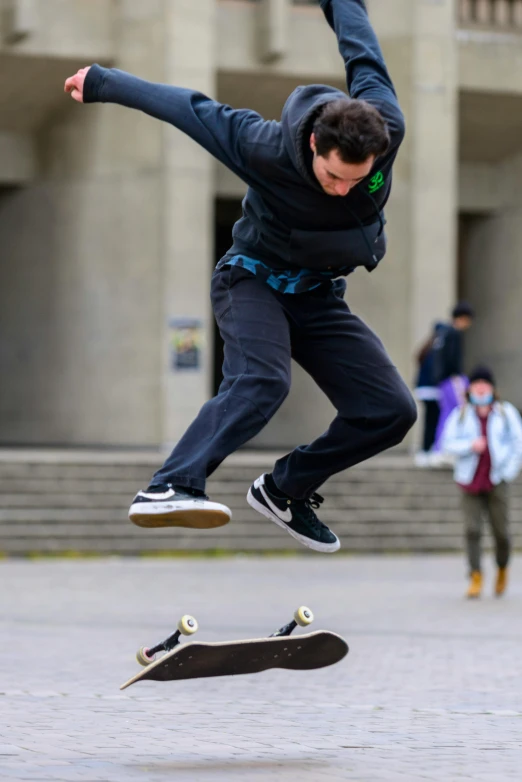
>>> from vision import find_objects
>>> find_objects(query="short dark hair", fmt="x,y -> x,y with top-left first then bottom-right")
312,99 -> 390,164
452,301 -> 475,319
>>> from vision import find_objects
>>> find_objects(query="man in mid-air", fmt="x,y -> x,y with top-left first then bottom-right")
65,0 -> 417,554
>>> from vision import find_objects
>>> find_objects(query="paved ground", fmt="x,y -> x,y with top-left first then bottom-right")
2,555 -> 522,781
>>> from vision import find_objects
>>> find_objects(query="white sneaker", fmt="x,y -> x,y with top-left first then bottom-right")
129,485 -> 231,529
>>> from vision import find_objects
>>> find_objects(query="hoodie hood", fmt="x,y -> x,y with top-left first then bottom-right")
281,84 -> 350,188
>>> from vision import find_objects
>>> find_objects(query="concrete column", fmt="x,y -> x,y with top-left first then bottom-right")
0,1 -> 166,446
326,1 -> 414,387
160,0 -> 217,446
257,0 -> 289,63
334,0 -> 457,455
410,0 -> 458,347
368,1 -> 458,362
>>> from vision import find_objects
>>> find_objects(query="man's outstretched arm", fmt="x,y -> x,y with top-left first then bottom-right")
319,0 -> 405,149
64,65 -> 271,181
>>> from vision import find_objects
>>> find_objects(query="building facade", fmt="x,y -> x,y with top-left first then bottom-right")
0,0 -> 521,448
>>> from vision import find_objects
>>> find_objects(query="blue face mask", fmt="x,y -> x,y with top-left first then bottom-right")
469,392 -> 494,406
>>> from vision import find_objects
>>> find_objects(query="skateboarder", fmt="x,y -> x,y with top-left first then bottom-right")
65,0 -> 416,554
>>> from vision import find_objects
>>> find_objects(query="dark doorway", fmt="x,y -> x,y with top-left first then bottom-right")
213,198 -> 244,395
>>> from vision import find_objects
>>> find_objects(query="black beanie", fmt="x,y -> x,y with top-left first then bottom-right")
452,301 -> 475,319
468,366 -> 495,386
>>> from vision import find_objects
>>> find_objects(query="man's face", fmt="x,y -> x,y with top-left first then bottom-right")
310,133 -> 375,197
454,315 -> 473,331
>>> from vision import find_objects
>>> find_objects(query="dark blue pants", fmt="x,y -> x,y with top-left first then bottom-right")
152,266 -> 417,499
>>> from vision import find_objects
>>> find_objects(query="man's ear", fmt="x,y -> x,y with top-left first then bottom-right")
310,132 -> 316,153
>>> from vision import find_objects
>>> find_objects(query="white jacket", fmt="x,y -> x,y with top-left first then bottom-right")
442,401 -> 522,486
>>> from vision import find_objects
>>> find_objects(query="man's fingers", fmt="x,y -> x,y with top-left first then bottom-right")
64,75 -> 84,102
64,66 -> 90,101
71,88 -> 83,103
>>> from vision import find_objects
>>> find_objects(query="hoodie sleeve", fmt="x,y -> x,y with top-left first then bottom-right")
83,65 -> 273,181
500,403 -> 522,482
319,0 -> 405,149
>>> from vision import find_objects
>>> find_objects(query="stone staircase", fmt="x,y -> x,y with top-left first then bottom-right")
1,449 -> 521,554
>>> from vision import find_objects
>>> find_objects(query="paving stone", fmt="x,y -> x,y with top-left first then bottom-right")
1,556 -> 522,780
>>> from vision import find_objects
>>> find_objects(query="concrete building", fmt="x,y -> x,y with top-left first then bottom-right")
0,0 -> 521,450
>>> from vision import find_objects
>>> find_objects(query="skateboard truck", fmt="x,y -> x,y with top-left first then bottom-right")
136,614 -> 198,666
270,606 -> 314,637
135,607 -> 314,666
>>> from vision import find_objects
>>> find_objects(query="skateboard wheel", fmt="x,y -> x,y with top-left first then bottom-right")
294,606 -> 314,627
177,615 -> 198,635
136,647 -> 155,666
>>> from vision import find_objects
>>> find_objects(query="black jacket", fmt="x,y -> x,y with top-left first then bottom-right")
83,0 -> 404,276
432,325 -> 465,384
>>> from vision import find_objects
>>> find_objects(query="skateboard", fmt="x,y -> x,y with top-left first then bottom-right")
120,606 -> 348,690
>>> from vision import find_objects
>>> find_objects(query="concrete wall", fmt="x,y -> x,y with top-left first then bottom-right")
461,153 -> 522,407
0,1 -> 165,445
0,131 -> 35,182
459,28 -> 522,95
1,0 -> 522,448
0,0 -> 219,448
0,0 -> 114,61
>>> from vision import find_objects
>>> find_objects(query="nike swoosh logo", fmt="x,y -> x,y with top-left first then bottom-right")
260,485 -> 292,523
138,489 -> 176,501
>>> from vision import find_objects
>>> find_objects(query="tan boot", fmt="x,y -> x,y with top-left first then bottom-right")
466,571 -> 482,599
495,567 -> 508,597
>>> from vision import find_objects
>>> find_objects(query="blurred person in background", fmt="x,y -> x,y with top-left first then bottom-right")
413,321 -> 445,467
64,0 -> 417,554
431,302 -> 475,458
442,367 -> 522,599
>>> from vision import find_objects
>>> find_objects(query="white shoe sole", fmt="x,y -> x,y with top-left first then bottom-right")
129,499 -> 231,529
247,488 -> 340,554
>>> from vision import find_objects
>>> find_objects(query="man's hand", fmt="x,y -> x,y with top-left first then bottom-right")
64,67 -> 91,103
472,436 -> 487,455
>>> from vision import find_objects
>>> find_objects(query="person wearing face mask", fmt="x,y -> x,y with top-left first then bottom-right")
442,367 -> 522,599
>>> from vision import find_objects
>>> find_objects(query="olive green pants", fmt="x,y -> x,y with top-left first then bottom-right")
460,481 -> 510,573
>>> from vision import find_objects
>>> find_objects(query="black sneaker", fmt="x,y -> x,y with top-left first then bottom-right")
247,474 -> 340,553
129,484 -> 231,529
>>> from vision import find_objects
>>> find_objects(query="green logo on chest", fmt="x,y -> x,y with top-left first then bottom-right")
368,171 -> 384,194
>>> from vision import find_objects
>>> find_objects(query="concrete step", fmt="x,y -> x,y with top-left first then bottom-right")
0,450 -> 520,554
0,461 -> 459,483
0,508 -> 469,525
2,479 -> 522,504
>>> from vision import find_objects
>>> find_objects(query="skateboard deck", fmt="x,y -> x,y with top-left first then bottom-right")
120,630 -> 348,690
